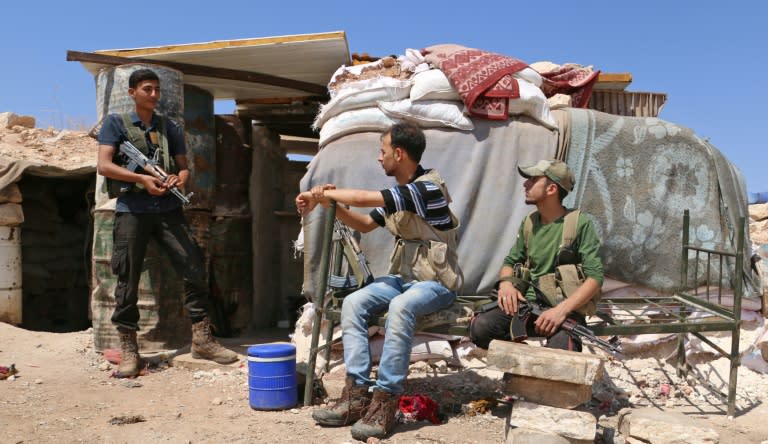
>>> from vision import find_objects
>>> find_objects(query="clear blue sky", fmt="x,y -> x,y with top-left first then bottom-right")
2,1 -> 766,191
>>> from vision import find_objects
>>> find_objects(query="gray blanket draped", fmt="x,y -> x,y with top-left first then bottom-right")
299,109 -> 758,301
299,115 -> 558,299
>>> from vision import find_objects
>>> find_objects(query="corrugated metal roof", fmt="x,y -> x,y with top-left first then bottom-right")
589,90 -> 667,117
76,32 -> 350,101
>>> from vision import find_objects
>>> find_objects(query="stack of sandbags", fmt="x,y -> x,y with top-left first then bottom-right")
0,183 -> 24,226
313,48 -> 558,148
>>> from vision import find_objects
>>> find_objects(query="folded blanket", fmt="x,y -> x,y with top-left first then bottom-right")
539,64 -> 600,108
423,44 -> 528,120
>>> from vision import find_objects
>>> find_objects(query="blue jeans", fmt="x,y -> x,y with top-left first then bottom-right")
341,275 -> 456,395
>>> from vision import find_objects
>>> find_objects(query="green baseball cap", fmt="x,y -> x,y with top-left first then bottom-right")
517,159 -> 575,192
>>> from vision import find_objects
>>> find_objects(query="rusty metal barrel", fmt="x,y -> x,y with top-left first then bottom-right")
214,115 -> 252,217
90,210 -> 189,351
183,85 -> 216,210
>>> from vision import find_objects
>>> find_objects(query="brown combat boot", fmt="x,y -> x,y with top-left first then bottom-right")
116,330 -> 143,378
351,389 -> 400,441
191,317 -> 238,364
312,376 -> 373,426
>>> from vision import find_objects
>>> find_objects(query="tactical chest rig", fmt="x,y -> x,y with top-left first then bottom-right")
106,114 -> 176,198
383,170 -> 463,292
521,209 -> 600,316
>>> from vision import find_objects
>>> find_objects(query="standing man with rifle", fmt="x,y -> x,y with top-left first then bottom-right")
97,68 -> 237,378
470,159 -> 604,352
296,122 -> 462,441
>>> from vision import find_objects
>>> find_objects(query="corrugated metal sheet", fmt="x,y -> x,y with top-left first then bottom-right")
588,91 -> 667,117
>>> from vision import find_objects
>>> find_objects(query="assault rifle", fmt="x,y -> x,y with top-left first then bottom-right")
116,140 -> 194,205
515,298 -> 622,354
331,220 -> 374,289
478,289 -> 622,354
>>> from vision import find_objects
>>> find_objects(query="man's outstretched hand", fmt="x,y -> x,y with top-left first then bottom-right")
295,184 -> 336,216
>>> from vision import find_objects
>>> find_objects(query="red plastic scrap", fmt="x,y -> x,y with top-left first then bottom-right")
399,394 -> 441,424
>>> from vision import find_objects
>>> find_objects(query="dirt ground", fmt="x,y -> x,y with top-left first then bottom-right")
2,322 -> 768,444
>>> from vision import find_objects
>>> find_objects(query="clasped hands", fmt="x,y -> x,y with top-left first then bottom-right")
295,183 -> 335,217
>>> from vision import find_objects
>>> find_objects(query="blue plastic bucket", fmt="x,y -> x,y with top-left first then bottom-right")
248,343 -> 297,410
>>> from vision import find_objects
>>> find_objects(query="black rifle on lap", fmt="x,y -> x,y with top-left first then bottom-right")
477,288 -> 622,354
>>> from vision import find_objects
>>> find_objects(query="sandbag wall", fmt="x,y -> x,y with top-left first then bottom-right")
0,183 -> 23,325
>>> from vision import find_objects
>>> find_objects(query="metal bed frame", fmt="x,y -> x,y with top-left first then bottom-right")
589,209 -> 744,416
305,206 -> 745,416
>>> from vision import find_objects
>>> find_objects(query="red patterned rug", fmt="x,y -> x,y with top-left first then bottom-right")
539,64 -> 600,108
425,47 -> 528,120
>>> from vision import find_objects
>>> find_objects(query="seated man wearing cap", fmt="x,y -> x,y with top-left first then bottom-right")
470,159 -> 603,351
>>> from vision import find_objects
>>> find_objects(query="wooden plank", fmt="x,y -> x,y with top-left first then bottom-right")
66,50 -> 328,96
95,32 -> 347,58
594,72 -> 633,91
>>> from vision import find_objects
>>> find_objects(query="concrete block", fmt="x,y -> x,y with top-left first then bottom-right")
506,427 -> 576,444
502,373 -> 592,409
508,400 -> 596,442
617,407 -> 719,444
488,340 -> 604,385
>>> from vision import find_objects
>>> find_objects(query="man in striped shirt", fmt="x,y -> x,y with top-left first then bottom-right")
296,122 -> 462,441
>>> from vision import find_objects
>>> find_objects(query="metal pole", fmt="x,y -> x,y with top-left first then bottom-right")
303,201 -> 336,406
727,215 -> 745,417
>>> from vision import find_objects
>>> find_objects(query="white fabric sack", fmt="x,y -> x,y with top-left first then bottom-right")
378,98 -> 474,131
410,69 -> 461,102
509,78 -> 557,129
313,78 -> 412,130
318,107 -> 396,148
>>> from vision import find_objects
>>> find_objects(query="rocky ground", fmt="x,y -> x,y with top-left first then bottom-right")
2,320 -> 768,443
0,115 -> 98,171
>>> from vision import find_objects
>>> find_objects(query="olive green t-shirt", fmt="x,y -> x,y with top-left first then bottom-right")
502,210 -> 604,301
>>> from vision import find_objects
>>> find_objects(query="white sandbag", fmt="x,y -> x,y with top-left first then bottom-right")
410,69 -> 461,102
410,67 -> 542,102
0,203 -> 24,226
509,78 -> 557,129
378,99 -> 474,131
410,70 -> 553,129
313,78 -> 412,130
318,107 -> 396,148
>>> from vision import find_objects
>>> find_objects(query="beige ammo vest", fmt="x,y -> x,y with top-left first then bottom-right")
384,169 -> 463,292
